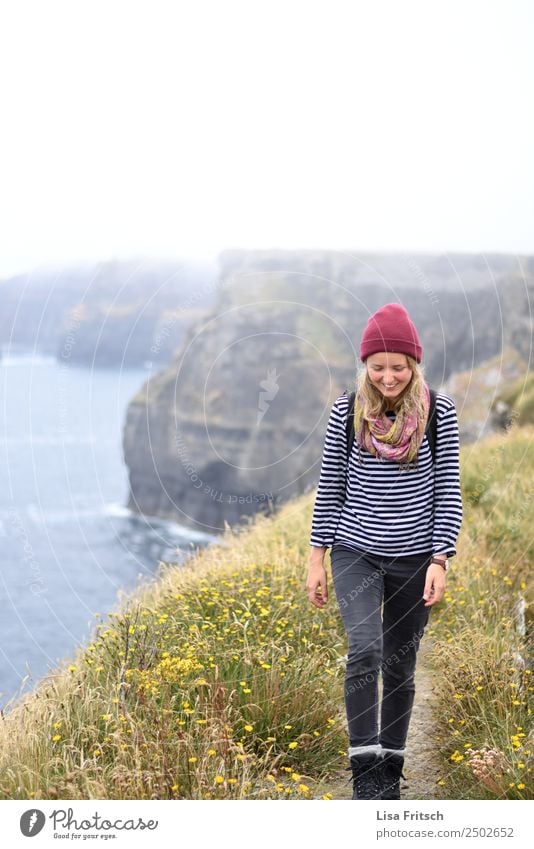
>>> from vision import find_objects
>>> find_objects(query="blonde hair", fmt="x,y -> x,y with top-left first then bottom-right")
354,354 -> 427,424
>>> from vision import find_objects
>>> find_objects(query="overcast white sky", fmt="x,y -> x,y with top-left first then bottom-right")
0,0 -> 532,277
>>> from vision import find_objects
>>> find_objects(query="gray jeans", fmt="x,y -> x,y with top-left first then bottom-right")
330,544 -> 432,753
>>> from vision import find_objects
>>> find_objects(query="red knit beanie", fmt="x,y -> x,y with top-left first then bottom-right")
360,303 -> 422,363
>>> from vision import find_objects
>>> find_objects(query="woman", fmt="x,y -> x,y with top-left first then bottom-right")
306,303 -> 462,800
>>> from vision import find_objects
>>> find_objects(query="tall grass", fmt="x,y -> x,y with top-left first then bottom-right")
428,423 -> 533,799
0,511 -> 348,800
0,424 -> 531,800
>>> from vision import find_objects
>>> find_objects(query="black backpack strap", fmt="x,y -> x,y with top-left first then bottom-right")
343,390 -> 356,458
426,388 -> 438,464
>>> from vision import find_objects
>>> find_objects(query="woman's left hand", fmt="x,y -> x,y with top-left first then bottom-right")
422,563 -> 447,607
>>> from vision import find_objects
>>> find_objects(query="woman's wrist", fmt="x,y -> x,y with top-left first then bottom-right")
309,546 -> 327,567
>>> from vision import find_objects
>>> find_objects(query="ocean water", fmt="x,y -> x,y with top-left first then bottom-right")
0,353 -> 216,710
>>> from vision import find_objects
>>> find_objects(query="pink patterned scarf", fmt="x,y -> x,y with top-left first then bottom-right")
354,383 -> 430,464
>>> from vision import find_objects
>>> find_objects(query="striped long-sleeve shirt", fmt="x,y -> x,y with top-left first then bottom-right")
309,392 -> 463,557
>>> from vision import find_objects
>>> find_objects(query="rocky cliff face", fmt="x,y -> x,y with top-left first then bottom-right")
441,348 -> 530,444
0,257 -> 217,367
122,295 -> 352,533
122,250 -> 533,534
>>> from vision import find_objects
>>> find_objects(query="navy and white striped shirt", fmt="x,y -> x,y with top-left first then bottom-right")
309,392 -> 463,557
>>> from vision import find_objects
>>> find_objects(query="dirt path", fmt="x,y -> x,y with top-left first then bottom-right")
315,638 -> 443,800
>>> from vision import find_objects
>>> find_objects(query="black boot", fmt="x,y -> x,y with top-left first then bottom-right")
346,752 -> 382,800
379,751 -> 406,800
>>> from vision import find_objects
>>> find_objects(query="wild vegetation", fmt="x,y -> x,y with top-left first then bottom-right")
0,424 -> 531,800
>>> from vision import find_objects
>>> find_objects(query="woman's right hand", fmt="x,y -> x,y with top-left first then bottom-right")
306,562 -> 329,609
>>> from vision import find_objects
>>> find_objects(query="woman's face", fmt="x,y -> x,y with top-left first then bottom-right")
366,352 -> 413,402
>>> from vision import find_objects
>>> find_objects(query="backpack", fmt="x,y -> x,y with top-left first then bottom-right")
343,388 -> 438,464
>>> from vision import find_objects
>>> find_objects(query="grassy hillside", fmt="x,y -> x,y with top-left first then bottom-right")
441,347 -> 529,443
492,370 -> 534,429
0,513 -> 349,800
0,425 -> 532,800
428,423 -> 533,799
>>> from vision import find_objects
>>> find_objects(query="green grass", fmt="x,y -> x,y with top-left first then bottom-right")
0,512 -> 349,800
0,424 -> 532,800
492,371 -> 534,427
427,423 -> 533,799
